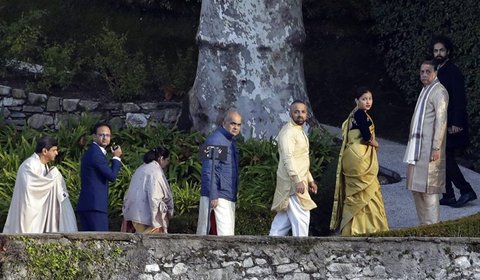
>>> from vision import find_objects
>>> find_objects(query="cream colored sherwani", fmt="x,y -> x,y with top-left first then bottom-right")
405,80 -> 448,193
3,153 -> 77,233
271,120 -> 317,212
404,78 -> 448,224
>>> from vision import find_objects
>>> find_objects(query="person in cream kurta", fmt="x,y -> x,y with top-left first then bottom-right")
3,136 -> 77,233
269,100 -> 318,237
404,61 -> 448,225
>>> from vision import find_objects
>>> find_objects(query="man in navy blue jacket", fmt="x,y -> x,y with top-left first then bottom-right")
196,110 -> 242,236
77,123 -> 123,231
431,35 -> 477,208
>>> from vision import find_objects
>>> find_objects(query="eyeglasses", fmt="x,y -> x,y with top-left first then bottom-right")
96,133 -> 111,138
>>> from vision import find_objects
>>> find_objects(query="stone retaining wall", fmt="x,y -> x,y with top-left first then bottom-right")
0,85 -> 182,130
1,234 -> 479,279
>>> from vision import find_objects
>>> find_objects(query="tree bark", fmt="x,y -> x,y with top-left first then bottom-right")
189,0 -> 316,139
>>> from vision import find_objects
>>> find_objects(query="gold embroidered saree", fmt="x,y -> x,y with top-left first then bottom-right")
330,114 -> 389,236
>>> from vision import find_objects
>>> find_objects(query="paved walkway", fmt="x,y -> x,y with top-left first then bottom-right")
321,124 -> 480,229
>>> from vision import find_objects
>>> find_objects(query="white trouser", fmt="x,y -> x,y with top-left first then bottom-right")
196,196 -> 236,236
412,191 -> 440,225
269,195 -> 310,237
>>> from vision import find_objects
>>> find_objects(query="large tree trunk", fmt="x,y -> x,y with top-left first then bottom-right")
189,0 -> 316,139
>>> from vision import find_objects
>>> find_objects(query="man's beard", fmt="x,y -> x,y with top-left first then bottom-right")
435,55 -> 447,64
294,118 -> 305,125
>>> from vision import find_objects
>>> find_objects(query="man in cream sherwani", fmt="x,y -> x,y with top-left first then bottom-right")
404,60 -> 449,225
3,136 -> 77,233
269,100 -> 318,237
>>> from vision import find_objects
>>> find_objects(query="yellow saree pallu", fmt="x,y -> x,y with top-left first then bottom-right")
330,116 -> 389,236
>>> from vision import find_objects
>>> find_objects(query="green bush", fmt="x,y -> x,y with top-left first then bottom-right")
370,0 -> 480,168
89,26 -> 147,101
0,9 -> 47,75
33,43 -> 77,91
147,47 -> 197,98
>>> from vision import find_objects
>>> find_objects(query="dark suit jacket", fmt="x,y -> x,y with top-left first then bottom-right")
77,143 -> 121,213
437,60 -> 469,148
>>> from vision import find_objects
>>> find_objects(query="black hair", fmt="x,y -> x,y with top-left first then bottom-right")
430,35 -> 454,58
291,100 -> 306,107
354,86 -> 372,99
143,146 -> 170,164
35,135 -> 58,153
91,122 -> 111,135
422,60 -> 438,70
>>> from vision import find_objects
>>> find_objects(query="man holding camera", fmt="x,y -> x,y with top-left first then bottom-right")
77,123 -> 123,231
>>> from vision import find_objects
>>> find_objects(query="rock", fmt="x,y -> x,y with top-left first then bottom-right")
55,113 -> 80,129
12,88 -> 26,99
277,263 -> 299,274
79,100 -> 100,111
63,99 -> 80,112
46,96 -> 61,112
27,114 -> 54,129
109,117 -> 124,130
140,102 -> 158,110
122,102 -> 141,113
22,105 -> 44,113
145,264 -> 160,273
28,92 -> 47,105
0,85 -> 12,96
126,113 -> 149,127
172,263 -> 188,275
2,97 -> 25,106
1,107 -> 11,118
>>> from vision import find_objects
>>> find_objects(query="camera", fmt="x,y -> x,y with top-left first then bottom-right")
111,142 -> 119,151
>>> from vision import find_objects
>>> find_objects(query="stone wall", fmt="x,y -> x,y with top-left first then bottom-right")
1,234 -> 479,279
0,85 -> 182,130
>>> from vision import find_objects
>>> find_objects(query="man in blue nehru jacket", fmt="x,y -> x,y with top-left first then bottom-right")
77,123 -> 123,231
196,110 -> 242,236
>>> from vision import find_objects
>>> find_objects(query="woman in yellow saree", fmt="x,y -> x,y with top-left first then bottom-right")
330,87 -> 389,236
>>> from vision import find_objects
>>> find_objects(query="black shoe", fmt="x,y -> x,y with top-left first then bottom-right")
451,191 -> 478,208
439,196 -> 457,206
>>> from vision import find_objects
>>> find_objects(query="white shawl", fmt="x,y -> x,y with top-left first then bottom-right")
2,153 -> 77,233
404,79 -> 442,165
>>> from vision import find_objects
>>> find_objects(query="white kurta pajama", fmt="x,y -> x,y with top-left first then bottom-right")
3,153 -> 77,233
270,120 -> 317,237
404,78 -> 448,225
122,161 -> 174,233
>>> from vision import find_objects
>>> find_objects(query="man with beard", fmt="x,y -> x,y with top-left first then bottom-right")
431,35 -> 477,208
269,100 -> 318,237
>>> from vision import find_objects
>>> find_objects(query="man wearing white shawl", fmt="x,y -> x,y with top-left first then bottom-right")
403,60 -> 448,225
3,136 -> 77,233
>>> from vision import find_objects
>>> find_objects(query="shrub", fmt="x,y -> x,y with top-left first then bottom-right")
89,26 -> 147,101
0,9 -> 47,75
147,47 -> 197,99
32,43 -> 77,91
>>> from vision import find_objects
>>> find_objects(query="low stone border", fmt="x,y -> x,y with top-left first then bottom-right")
0,85 -> 182,130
